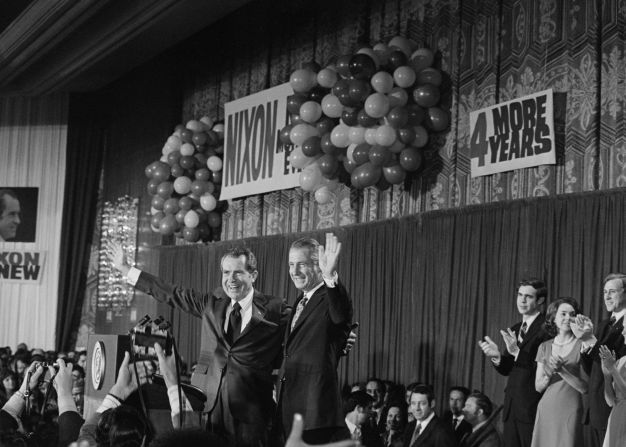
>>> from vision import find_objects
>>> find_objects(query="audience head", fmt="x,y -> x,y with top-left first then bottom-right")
345,390 -> 376,427
448,386 -> 470,416
409,385 -> 436,422
516,278 -> 546,317
288,238 -> 323,292
96,405 -> 152,447
603,273 -> 626,314
384,401 -> 407,432
405,382 -> 423,405
1,368 -> 18,393
365,377 -> 386,409
350,381 -> 365,393
462,391 -> 494,427
0,189 -> 21,241
544,297 -> 580,337
76,350 -> 88,369
220,247 -> 258,302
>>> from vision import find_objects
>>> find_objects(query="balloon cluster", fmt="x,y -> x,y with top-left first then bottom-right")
144,117 -> 225,242
280,36 -> 449,203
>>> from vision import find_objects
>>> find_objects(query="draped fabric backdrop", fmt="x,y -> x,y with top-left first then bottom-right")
0,95 -> 68,349
153,188 -> 625,408
179,0 -> 626,238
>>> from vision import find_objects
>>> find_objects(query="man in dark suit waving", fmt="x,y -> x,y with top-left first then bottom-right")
478,278 -> 550,447
402,384 -> 457,447
109,243 -> 289,447
277,233 -> 353,444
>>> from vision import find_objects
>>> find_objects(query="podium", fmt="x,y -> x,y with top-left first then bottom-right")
84,334 -> 206,432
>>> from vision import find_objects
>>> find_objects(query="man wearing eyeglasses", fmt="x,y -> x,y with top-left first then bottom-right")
572,273 -> 626,447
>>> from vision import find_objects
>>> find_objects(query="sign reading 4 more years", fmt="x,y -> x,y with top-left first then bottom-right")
220,83 -> 301,201
469,89 -> 556,178
0,250 -> 46,283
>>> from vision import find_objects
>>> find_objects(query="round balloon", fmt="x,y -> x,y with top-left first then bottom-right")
314,186 -> 332,204
300,101 -> 323,123
413,84 -> 440,108
200,193 -> 217,211
409,48 -> 435,72
426,107 -> 450,131
399,147 -> 423,171
174,176 -> 192,194
330,124 -> 350,148
290,124 -> 319,146
321,94 -> 344,118
416,67 -> 442,86
364,93 -> 391,119
184,210 -> 200,228
290,68 -> 317,93
383,162 -> 407,184
317,68 -> 338,88
302,136 -> 322,157
371,71 -> 394,94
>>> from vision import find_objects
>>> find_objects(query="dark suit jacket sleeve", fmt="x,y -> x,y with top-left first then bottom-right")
58,411 -> 84,446
134,270 -> 210,318
326,279 -> 352,325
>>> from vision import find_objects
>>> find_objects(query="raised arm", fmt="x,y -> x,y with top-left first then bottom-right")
319,233 -> 352,324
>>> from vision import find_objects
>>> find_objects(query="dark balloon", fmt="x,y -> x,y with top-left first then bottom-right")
399,147 -> 423,171
152,163 -> 170,182
208,211 -> 222,228
406,105 -> 426,126
151,195 -> 165,210
302,60 -> 322,72
357,109 -> 378,127
352,143 -> 371,165
308,86 -> 328,103
331,79 -> 350,97
195,168 -> 211,181
280,125 -> 294,144
343,157 -> 358,174
413,84 -> 440,108
144,161 -> 157,178
341,109 -> 359,127
321,133 -> 341,156
197,222 -> 212,241
157,181 -> 174,199
425,107 -> 450,131
398,127 -> 416,144
302,136 -> 322,157
386,106 -> 409,128
163,198 -> 179,215
179,196 -> 193,210
386,50 -> 408,71
383,162 -> 407,184
182,226 -> 200,242
179,155 -> 195,170
290,113 -> 305,125
150,212 -> 165,228
317,154 -> 339,176
353,162 -> 381,188
335,54 -> 353,78
316,117 -> 337,135
180,129 -> 193,144
192,132 -> 208,146
147,178 -> 160,195
167,151 -> 182,166
348,79 -> 371,104
349,54 -> 377,80
170,163 -> 184,177
287,94 -> 308,115
368,145 -> 392,166
159,215 -> 178,236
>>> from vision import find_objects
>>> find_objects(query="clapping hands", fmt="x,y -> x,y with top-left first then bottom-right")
571,315 -> 594,340
500,328 -> 520,356
599,345 -> 616,375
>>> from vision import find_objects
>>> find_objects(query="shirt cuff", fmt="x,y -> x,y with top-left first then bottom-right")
2,393 -> 25,419
127,267 -> 141,286
490,357 -> 501,367
323,272 -> 338,288
97,394 -> 121,413
57,393 -> 78,415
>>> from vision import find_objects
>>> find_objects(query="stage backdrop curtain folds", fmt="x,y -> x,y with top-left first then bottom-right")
152,188 -> 625,407
55,94 -> 107,352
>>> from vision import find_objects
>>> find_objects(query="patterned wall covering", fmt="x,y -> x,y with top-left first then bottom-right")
181,0 -> 626,241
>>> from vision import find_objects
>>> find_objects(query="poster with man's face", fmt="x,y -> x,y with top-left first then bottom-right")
0,187 -> 38,243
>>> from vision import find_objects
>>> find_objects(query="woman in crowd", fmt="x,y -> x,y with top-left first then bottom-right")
531,298 -> 587,447
599,327 -> 626,447
379,402 -> 406,447
0,368 -> 18,406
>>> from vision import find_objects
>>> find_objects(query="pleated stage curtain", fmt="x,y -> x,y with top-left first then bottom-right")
0,95 -> 68,349
151,187 -> 625,407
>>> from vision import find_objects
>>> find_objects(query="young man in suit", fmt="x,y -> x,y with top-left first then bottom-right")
460,392 -> 502,447
478,278 -> 550,447
277,233 -> 353,444
342,390 -> 384,447
573,272 -> 626,447
402,385 -> 457,447
108,243 -> 289,447
441,386 -> 472,443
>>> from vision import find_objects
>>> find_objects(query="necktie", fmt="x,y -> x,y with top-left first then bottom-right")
610,315 -> 617,326
291,296 -> 309,329
410,423 -> 422,445
453,417 -> 459,429
352,426 -> 361,441
518,321 -> 528,343
226,302 -> 241,344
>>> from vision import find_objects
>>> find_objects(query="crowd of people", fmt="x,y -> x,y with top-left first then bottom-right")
1,231 -> 625,447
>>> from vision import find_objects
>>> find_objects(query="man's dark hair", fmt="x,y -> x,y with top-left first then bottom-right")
410,384 -> 435,403
0,189 -> 18,216
96,405 -> 153,447
345,390 -> 375,413
544,297 -> 580,337
604,273 -> 626,290
468,391 -> 494,417
518,278 -> 548,301
220,247 -> 257,273
449,385 -> 470,399
366,377 -> 386,393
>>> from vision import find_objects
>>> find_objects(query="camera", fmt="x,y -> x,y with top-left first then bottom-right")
129,315 -> 173,361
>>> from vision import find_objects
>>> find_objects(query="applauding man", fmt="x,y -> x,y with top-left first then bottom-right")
478,279 -> 549,447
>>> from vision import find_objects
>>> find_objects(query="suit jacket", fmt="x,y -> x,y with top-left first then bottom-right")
277,280 -> 352,433
582,315 -> 625,430
135,271 -> 290,426
493,314 -> 550,423
381,429 -> 405,447
459,422 -> 502,447
402,416 -> 458,447
441,411 -> 472,443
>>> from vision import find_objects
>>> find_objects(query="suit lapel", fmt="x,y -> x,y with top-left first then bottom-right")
289,286 -> 324,337
238,292 -> 268,340
413,416 -> 437,446
210,291 -> 230,343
